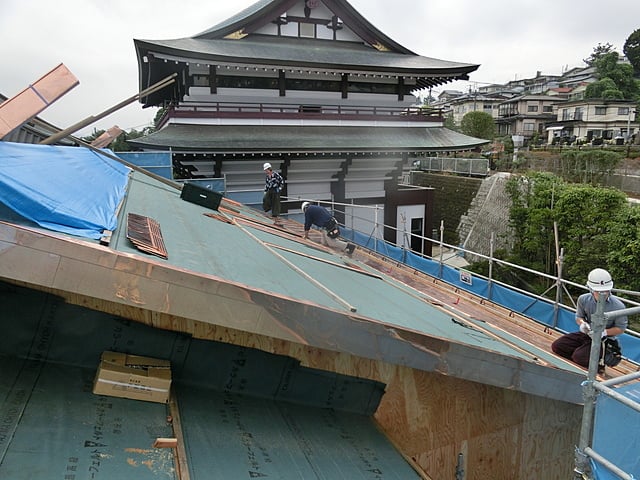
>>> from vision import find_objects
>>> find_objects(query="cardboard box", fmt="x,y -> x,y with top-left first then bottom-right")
92,351 -> 171,403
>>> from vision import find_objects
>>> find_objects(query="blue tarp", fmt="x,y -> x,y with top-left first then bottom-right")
0,142 -> 130,239
592,382 -> 640,479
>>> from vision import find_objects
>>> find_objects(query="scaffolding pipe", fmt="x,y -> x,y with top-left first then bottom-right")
583,447 -> 634,480
40,73 -> 177,144
553,221 -> 563,328
487,231 -> 496,300
573,301 -> 640,478
575,293 -> 607,477
600,371 -> 640,388
553,247 -> 564,330
606,305 -> 640,319
593,382 -> 640,413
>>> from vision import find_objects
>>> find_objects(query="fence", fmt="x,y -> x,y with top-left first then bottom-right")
411,157 -> 489,177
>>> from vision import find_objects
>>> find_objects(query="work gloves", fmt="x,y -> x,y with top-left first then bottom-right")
579,321 -> 607,337
579,321 -> 591,334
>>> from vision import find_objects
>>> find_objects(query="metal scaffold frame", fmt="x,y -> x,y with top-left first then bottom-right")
574,302 -> 640,480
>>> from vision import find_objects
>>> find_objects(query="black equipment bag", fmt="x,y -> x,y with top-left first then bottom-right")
325,217 -> 340,239
181,182 -> 223,211
601,337 -> 623,367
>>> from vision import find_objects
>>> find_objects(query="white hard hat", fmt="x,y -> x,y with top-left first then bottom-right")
301,201 -> 310,212
587,268 -> 613,292
263,162 -> 272,170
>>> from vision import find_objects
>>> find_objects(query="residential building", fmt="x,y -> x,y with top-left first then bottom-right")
548,98 -> 638,144
438,90 -> 514,125
495,94 -> 562,139
436,89 -> 464,101
434,63 -> 640,145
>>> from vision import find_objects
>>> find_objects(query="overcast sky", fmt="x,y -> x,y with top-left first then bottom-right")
2,0 -> 639,137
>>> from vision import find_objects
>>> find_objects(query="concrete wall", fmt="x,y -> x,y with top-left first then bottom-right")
411,172 -> 482,245
411,172 -> 514,262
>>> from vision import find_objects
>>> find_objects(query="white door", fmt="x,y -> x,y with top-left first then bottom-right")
396,204 -> 425,251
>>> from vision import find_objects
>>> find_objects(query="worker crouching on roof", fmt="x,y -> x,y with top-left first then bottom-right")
551,268 -> 627,371
302,202 -> 355,256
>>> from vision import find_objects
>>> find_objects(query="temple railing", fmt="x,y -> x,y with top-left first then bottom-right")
157,102 -> 443,126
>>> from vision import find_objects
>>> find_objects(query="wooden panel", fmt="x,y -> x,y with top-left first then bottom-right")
0,63 -> 78,138
13,281 -> 581,480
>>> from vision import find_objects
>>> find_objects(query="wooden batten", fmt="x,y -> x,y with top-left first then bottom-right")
153,438 -> 178,448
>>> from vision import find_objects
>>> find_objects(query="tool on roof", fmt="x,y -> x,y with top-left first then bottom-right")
40,73 -> 177,145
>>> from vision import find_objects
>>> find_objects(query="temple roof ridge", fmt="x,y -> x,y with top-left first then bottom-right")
191,0 -> 416,55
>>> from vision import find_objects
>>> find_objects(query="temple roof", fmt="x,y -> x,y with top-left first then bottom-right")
134,0 -> 479,105
193,0 -> 415,54
135,36 -> 473,74
127,124 -> 489,152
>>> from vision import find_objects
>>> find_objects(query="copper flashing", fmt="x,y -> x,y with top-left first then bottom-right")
0,63 -> 79,139
203,212 -> 234,224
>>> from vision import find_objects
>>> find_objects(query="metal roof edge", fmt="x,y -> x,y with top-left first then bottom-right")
0,220 -> 583,404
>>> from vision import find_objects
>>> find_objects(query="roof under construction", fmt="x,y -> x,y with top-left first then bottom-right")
1,141 -> 637,478
0,142 -> 587,402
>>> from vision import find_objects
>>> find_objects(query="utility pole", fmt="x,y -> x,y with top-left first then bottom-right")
626,108 -> 633,142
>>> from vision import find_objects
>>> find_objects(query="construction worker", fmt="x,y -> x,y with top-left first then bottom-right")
262,162 -> 284,224
551,268 -> 628,371
302,202 -> 355,256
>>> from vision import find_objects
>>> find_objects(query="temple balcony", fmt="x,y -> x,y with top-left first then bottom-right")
157,102 -> 444,128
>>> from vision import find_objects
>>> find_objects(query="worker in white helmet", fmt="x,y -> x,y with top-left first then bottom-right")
262,162 -> 284,225
301,202 -> 355,256
551,268 -> 627,371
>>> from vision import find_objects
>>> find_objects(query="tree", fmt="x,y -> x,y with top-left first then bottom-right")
583,42 -> 615,66
153,107 -> 166,128
585,51 -> 640,100
505,172 -> 564,274
623,28 -> 640,77
558,149 -> 623,184
443,112 -> 458,131
606,204 -> 640,293
584,77 -> 624,100
554,185 -> 627,282
504,173 -> 630,289
459,111 -> 495,140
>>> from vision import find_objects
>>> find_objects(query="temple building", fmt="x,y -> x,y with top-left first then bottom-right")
129,0 -> 486,247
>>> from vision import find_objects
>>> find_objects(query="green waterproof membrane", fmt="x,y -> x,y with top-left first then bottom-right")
0,281 -> 420,479
175,384 -> 421,479
0,358 -> 175,480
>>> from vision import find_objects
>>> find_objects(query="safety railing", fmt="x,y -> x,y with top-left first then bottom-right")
286,197 -> 640,342
410,157 -> 489,177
